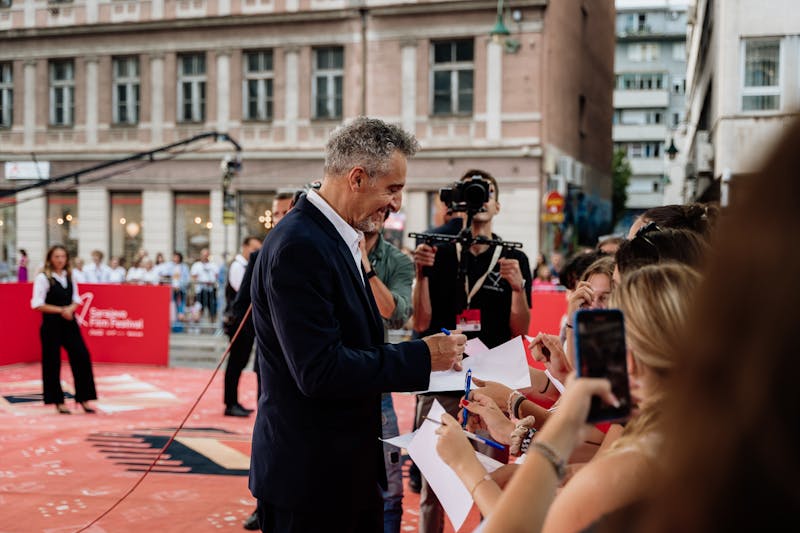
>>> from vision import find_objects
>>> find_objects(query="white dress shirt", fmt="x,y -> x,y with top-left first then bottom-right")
228,254 -> 249,292
31,272 -> 82,309
191,260 -> 219,286
306,189 -> 365,283
83,262 -> 113,283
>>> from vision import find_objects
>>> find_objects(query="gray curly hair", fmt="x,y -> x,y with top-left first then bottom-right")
324,117 -> 420,180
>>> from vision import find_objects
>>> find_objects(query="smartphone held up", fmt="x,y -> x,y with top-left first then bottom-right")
573,309 -> 632,423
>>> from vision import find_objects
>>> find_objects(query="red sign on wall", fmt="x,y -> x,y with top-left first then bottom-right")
541,191 -> 566,223
0,283 -> 170,367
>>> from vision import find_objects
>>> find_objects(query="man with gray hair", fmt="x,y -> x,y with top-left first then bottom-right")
249,117 -> 467,532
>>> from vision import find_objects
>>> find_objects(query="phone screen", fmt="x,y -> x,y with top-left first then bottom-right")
574,309 -> 632,423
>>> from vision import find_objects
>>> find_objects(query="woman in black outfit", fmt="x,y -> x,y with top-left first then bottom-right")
31,245 -> 97,414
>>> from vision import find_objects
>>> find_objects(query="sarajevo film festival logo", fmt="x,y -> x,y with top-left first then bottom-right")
75,292 -> 94,327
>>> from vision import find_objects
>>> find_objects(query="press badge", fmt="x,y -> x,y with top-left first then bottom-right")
455,309 -> 481,332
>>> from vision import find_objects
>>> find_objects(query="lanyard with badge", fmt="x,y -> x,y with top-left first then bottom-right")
453,242 -> 503,332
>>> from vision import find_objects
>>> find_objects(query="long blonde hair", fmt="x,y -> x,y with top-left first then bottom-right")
43,244 -> 72,281
607,263 -> 702,454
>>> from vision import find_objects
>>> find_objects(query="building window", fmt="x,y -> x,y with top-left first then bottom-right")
243,50 -> 274,121
47,193 -> 79,260
616,72 -> 665,90
178,53 -> 206,122
672,77 -> 685,95
672,42 -> 686,61
110,192 -> 142,267
174,193 -> 210,263
672,112 -> 681,127
312,47 -> 343,119
431,39 -> 474,116
637,13 -> 648,32
0,0 -> 12,8
112,57 -> 140,125
742,39 -> 780,111
627,142 -> 661,159
0,62 -> 11,128
627,43 -> 660,62
49,59 -> 74,126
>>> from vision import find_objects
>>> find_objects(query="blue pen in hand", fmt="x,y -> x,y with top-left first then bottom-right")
424,416 -> 505,451
440,328 -> 451,335
462,369 -> 472,429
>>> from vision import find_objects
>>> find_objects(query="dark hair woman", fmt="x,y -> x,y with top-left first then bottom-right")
30,245 -> 97,414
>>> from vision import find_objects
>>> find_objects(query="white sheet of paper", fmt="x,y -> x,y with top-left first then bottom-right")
407,400 -> 503,532
381,431 -> 416,450
422,335 -> 532,393
465,337 -> 490,357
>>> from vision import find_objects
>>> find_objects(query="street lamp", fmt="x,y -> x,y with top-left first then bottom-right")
666,138 -> 679,160
490,0 -> 510,42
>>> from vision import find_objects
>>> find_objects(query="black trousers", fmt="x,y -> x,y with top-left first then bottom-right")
41,318 -> 97,404
223,323 -> 255,407
257,488 -> 382,533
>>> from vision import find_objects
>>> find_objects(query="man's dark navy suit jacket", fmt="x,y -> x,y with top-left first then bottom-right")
249,194 -> 431,515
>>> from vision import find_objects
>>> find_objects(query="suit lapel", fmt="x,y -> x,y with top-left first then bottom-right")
296,197 -> 383,336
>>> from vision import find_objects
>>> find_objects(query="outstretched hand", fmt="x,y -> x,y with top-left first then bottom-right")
434,413 -> 476,471
423,329 -> 467,371
461,392 -> 516,444
529,332 -> 572,382
471,377 -> 513,411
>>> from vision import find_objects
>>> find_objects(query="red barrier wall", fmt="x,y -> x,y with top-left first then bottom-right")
0,283 -> 170,366
526,289 -> 568,368
528,289 -> 567,338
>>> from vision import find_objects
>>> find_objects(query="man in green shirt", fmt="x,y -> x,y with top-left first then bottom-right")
358,211 -> 414,533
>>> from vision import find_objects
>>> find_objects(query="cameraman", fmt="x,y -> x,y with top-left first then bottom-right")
412,169 -> 532,533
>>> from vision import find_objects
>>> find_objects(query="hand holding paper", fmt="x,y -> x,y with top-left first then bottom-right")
407,400 -> 504,531
424,335 -> 532,393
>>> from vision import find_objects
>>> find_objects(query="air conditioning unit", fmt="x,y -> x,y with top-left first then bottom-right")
573,162 -> 585,187
694,131 -> 713,174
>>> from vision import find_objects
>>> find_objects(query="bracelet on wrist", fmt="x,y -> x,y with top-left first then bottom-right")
508,415 -> 536,456
512,394 -> 527,419
469,472 -> 494,498
530,440 -> 567,481
506,390 -> 524,415
518,427 -> 538,454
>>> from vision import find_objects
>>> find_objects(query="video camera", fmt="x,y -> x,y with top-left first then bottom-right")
439,176 -> 491,215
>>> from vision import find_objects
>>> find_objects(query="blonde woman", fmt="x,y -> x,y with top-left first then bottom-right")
31,245 -> 97,414
435,263 -> 701,532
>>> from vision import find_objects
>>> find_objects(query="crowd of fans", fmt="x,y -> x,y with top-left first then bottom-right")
8,115 -> 799,532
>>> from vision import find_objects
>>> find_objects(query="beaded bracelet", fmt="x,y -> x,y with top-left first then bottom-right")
508,415 -> 536,456
506,390 -> 524,415
519,427 -> 538,454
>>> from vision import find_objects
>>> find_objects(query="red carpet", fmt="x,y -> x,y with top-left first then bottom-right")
0,363 -> 480,532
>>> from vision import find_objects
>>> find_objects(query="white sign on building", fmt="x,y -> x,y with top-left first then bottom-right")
4,161 -> 50,180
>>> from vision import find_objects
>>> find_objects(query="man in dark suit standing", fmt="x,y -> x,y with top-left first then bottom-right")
249,117 -> 466,532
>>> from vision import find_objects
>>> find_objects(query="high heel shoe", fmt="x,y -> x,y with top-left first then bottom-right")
79,402 -> 96,414
56,404 -> 71,415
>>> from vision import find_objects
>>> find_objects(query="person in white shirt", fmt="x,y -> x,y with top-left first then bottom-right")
31,245 -> 98,415
140,257 -> 161,285
108,256 -> 127,284
223,235 -> 263,418
190,248 -> 220,322
72,257 -> 88,283
126,258 -> 145,284
83,250 -> 113,283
